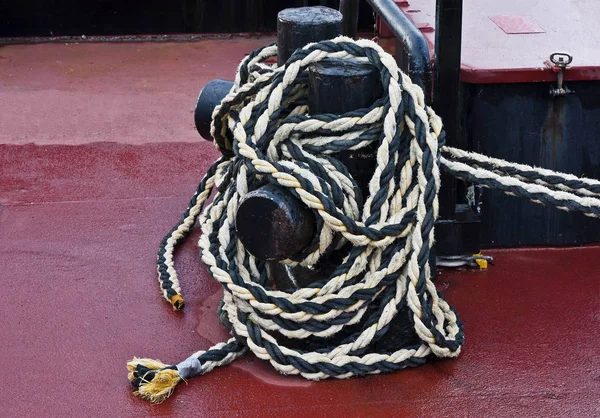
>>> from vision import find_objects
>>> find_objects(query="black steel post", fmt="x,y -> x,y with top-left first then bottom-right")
339,0 -> 360,39
308,57 -> 382,194
433,0 -> 462,219
236,6 -> 346,264
236,58 -> 382,263
432,0 -> 480,257
308,58 -> 382,114
194,6 -> 343,149
277,6 -> 342,66
235,184 -> 317,261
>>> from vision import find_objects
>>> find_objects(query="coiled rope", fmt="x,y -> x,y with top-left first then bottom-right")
127,37 -> 600,403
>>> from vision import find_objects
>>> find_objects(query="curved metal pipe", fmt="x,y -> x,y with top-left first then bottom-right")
366,0 -> 432,102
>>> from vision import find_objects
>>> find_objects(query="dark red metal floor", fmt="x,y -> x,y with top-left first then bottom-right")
1,38 -> 599,417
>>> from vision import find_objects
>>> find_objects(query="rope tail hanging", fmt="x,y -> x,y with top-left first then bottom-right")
127,37 -> 600,403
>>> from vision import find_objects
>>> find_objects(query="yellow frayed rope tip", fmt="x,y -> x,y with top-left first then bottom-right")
170,294 -> 185,310
127,358 -> 182,404
136,369 -> 181,404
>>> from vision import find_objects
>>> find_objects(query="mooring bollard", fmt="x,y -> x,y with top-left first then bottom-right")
277,6 -> 342,66
240,52 -> 418,350
236,58 -> 382,264
194,6 -> 343,150
235,6 -> 345,264
308,58 -> 382,195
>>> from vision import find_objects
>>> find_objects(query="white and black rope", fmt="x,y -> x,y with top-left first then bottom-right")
127,37 -> 599,403
441,147 -> 600,217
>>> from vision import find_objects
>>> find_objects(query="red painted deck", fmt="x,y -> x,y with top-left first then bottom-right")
1,38 -> 599,417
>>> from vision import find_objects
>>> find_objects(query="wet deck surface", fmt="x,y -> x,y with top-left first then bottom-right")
1,38 -> 599,417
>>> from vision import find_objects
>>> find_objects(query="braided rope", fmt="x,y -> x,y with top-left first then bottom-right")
127,37 -> 599,403
442,147 -> 600,216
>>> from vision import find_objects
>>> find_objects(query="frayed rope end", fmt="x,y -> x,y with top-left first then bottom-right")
170,295 -> 185,310
127,358 -> 183,404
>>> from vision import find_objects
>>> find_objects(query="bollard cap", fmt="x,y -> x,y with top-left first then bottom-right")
278,6 -> 343,26
277,6 -> 342,66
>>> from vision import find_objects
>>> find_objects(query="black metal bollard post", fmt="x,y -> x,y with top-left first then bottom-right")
194,79 -> 235,148
235,184 -> 316,261
277,6 -> 342,66
236,58 -> 382,264
194,6 -> 343,149
308,58 -> 382,195
237,9 -> 419,351
236,6 -> 345,263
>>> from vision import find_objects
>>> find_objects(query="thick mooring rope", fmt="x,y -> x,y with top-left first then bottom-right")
127,37 -> 600,403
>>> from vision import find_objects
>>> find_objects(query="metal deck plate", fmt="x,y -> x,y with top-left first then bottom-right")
398,0 -> 600,83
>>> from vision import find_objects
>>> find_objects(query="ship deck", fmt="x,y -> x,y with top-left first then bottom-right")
1,37 -> 598,417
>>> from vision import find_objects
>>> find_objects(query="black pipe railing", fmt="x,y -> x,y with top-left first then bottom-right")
365,0 -> 432,103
